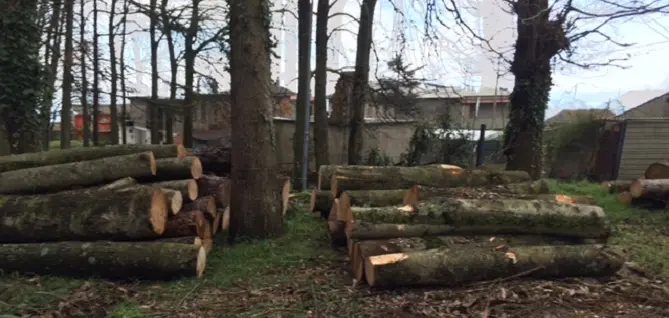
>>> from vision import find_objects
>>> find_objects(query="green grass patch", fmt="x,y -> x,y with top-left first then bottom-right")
548,180 -> 669,277
108,302 -> 149,318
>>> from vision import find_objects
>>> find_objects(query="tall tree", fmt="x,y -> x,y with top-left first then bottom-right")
108,0 -> 119,144
149,0 -> 160,144
182,0 -> 200,148
60,0 -> 75,149
312,0 -> 330,170
160,0 -> 177,144
0,0 -> 44,153
119,0 -> 129,144
92,0 -> 100,145
228,0 -> 283,240
80,0 -> 90,146
42,0 -> 63,149
348,0 -> 377,164
292,0 -> 313,190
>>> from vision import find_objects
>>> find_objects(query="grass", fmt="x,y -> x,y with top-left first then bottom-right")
548,180 -> 669,277
2,183 -> 669,316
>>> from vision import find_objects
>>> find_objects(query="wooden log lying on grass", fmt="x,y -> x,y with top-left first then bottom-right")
330,166 -> 531,196
136,156 -> 203,183
364,244 -> 624,288
317,164 -> 465,191
0,241 -> 206,280
309,189 -> 410,217
197,175 -> 229,206
601,180 -> 634,194
0,187 -> 168,243
149,179 -> 198,201
341,198 -> 610,240
0,151 -> 157,194
0,144 -> 186,173
407,180 -> 553,203
630,179 -> 669,200
645,161 -> 669,179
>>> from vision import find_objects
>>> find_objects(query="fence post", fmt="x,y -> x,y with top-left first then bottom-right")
475,124 -> 487,167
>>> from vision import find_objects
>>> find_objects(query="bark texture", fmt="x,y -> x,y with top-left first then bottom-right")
0,144 -> 185,173
0,186 -> 168,243
196,175 -> 229,206
228,0 -> 283,239
189,146 -> 231,176
630,179 -> 669,200
99,177 -> 138,191
0,241 -> 206,280
163,210 -> 207,239
310,188 -> 409,216
149,179 -> 198,201
645,162 -> 669,179
182,196 -> 216,218
136,156 -> 202,182
365,245 -> 623,287
0,152 -> 156,194
346,198 -> 609,239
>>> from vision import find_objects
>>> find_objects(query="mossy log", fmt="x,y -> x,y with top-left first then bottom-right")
0,144 -> 186,173
99,177 -> 138,191
644,161 -> 669,179
181,196 -> 216,219
630,179 -> 669,200
352,238 -> 427,282
163,210 -> 207,239
196,175 -> 230,206
601,180 -> 634,194
149,179 -> 198,201
408,180 -> 551,203
0,152 -> 157,194
330,166 -> 531,196
0,241 -> 206,280
0,187 -> 168,243
309,189 -> 411,216
342,198 -> 610,239
135,156 -> 203,183
318,164 -> 465,191
364,244 -> 624,288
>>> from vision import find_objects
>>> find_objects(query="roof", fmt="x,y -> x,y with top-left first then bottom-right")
546,108 -> 616,125
616,91 -> 669,119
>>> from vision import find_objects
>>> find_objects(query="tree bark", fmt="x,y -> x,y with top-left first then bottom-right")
292,0 -> 313,190
601,180 -> 633,194
182,0 -> 199,148
135,156 -> 202,183
343,198 -> 610,239
0,151 -> 157,194
645,162 -> 669,179
108,0 -> 119,144
228,0 -> 283,240
0,186 -> 168,243
160,0 -> 176,144
0,241 -> 206,280
312,0 -> 330,171
92,0 -> 100,146
150,179 -> 198,201
330,166 -> 531,196
78,0 -> 89,146
149,0 -> 160,144
409,180 -> 549,203
364,245 -> 623,288
163,210 -> 207,239
116,185 -> 182,214
0,144 -> 186,173
182,196 -> 216,219
60,0 -> 74,148
348,0 -> 377,164
196,175 -> 229,206
189,146 -> 231,176
630,179 -> 669,200
310,189 -> 410,215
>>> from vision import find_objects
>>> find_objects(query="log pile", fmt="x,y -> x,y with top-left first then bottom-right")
604,161 -> 669,210
314,164 -> 622,288
0,144 -> 290,281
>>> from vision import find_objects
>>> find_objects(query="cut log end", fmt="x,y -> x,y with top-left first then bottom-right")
212,209 -> 223,234
201,239 -> 213,255
309,190 -> 317,212
163,189 -> 183,215
196,246 -> 207,278
330,175 -> 339,197
187,180 -> 199,201
338,192 -> 351,222
176,144 -> 188,159
629,179 -> 644,198
404,185 -> 418,206
150,190 -> 169,234
205,196 -> 216,217
364,253 -> 408,287
146,152 -> 157,175
191,157 -> 203,180
221,206 -> 230,231
282,179 -> 291,217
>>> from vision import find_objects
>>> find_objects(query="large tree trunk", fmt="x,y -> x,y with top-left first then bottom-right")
364,245 -> 623,288
0,186 -> 168,243
135,156 -> 203,182
0,144 -> 186,173
292,0 -> 313,190
0,241 -> 206,280
0,152 -> 157,194
310,189 -> 410,216
342,198 -> 610,239
312,0 -> 330,170
228,0 -> 283,240
330,166 -> 531,196
348,0 -> 377,164
149,0 -> 160,144
149,179 -> 198,201
108,0 -> 119,144
60,0 -> 74,148
645,162 -> 669,179
160,0 -> 176,144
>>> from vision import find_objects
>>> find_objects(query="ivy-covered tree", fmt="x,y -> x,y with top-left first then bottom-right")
0,0 -> 45,154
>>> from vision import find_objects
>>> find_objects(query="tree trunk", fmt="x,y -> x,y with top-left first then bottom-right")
149,0 -> 159,144
645,162 -> 669,179
348,0 -> 377,164
0,186 -> 168,243
92,0 -> 100,146
364,244 -> 623,288
630,179 -> 669,200
196,175 -> 230,206
228,0 -> 283,240
0,241 -> 206,280
150,179 -> 198,201
161,0 -> 176,144
60,0 -> 74,148
163,210 -> 207,239
313,0 -> 330,171
342,198 -> 610,239
108,0 -> 119,145
601,180 -> 633,194
292,0 -> 313,190
408,180 -> 549,203
310,189 -> 410,215
135,156 -> 202,182
119,0 -> 129,144
330,166 -> 531,196
42,0 -> 63,150
0,151 -> 157,194
182,0 -> 199,148
79,0 -> 89,146
182,196 -> 216,219
99,177 -> 138,190
0,144 -> 185,173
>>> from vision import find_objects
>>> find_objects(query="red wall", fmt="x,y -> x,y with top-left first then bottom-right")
74,114 -> 111,133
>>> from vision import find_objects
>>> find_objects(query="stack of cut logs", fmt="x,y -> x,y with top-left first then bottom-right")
310,164 -> 624,288
604,161 -> 669,210
0,144 -> 290,281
